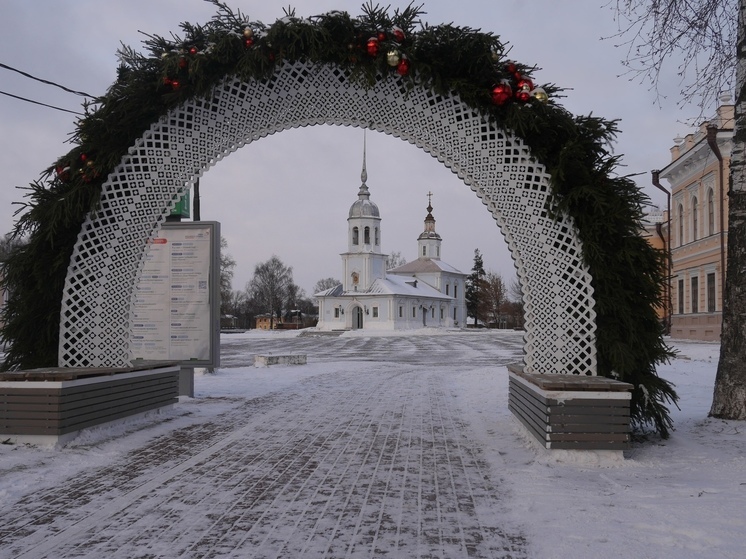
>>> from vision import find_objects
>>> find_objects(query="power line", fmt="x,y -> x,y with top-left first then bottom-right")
0,62 -> 94,97
0,90 -> 83,115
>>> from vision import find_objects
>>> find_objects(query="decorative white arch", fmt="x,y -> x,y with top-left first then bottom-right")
59,60 -> 597,374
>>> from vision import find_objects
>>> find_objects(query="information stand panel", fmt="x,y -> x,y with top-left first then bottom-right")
131,221 -> 220,368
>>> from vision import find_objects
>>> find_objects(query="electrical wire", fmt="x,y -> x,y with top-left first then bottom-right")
0,90 -> 83,115
0,62 -> 94,97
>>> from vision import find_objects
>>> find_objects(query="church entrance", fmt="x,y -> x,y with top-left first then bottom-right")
352,307 -> 364,330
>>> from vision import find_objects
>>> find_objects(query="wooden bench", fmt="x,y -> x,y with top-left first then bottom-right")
254,354 -> 307,367
0,362 -> 179,445
507,364 -> 633,451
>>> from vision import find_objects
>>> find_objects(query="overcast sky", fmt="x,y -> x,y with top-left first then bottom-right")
1,0 -> 703,295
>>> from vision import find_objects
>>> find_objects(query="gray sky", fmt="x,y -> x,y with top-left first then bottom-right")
1,0 -> 697,295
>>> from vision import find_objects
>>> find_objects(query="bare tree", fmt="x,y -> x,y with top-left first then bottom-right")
610,0 -> 737,115
0,233 -> 26,262
247,255 -> 293,330
313,277 -> 341,294
613,0 -> 746,420
219,236 -> 236,316
386,250 -> 407,269
481,271 -> 507,327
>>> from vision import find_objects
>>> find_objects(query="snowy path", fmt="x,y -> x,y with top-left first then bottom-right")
0,332 -> 527,558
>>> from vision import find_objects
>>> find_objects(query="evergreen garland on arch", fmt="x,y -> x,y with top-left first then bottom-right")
0,1 -> 678,437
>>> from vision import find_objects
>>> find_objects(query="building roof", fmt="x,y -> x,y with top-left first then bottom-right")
388,258 -> 464,275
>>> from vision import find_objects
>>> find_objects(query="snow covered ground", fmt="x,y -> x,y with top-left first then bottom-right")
0,329 -> 743,558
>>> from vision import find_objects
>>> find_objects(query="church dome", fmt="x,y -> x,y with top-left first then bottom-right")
349,184 -> 380,218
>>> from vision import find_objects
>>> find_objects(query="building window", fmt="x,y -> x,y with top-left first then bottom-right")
440,308 -> 444,319
412,306 -> 417,318
692,196 -> 699,241
364,226 -> 370,244
422,246 -> 427,256
352,227 -> 359,245
431,307 -> 435,318
334,307 -> 340,318
678,279 -> 684,314
454,284 -> 458,299
375,227 -> 379,245
446,284 -> 450,295
453,308 -> 457,321
437,246 -> 440,257
707,189 -> 715,236
678,204 -> 684,246
372,306 -> 379,318
691,276 -> 699,313
398,306 -> 403,318
707,273 -> 716,313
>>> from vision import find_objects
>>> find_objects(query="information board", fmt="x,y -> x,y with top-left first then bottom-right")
131,221 -> 220,367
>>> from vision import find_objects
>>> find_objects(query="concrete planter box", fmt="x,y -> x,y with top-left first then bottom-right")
507,364 -> 633,451
0,363 -> 179,445
254,354 -> 307,367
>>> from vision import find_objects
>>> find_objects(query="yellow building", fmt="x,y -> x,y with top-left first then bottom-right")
654,97 -> 734,341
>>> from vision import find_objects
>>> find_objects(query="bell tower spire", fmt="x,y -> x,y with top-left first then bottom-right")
418,191 -> 442,260
342,130 -> 386,291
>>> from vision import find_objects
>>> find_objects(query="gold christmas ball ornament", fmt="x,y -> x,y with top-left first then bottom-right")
386,50 -> 401,67
531,87 -> 549,103
243,27 -> 254,39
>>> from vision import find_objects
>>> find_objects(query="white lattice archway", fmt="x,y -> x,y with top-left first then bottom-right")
59,61 -> 597,374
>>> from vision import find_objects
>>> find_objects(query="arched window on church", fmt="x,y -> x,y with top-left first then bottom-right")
352,227 -> 359,245
422,246 -> 427,256
364,226 -> 370,244
375,227 -> 379,245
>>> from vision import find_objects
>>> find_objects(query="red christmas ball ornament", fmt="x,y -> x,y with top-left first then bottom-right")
244,37 -> 254,48
366,37 -> 380,57
377,31 -> 387,42
171,80 -> 181,90
189,46 -> 198,55
79,153 -> 88,162
516,77 -> 533,92
491,81 -> 512,106
515,77 -> 534,102
505,62 -> 517,74
392,26 -> 406,43
396,57 -> 410,76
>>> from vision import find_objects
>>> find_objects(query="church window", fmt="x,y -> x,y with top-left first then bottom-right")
446,284 -> 450,295
375,227 -> 379,245
412,306 -> 416,318
372,306 -> 379,318
334,307 -> 340,318
431,307 -> 435,318
399,306 -> 403,318
422,246 -> 427,256
453,308 -> 457,320
364,226 -> 370,244
436,246 -> 440,257
454,284 -> 458,298
440,308 -> 444,320
352,227 -> 359,245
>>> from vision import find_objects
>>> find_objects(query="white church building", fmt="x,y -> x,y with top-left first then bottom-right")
314,151 -> 467,331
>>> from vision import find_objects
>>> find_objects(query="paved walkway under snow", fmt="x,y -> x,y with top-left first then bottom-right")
0,331 -> 528,558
